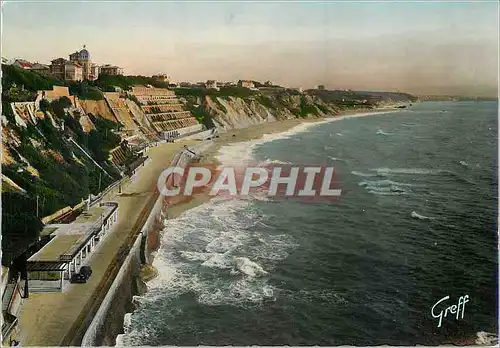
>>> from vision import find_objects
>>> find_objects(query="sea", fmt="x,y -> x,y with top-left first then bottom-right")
117,101 -> 498,346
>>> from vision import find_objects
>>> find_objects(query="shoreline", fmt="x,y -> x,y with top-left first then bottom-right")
160,106 -> 399,220
140,106 -> 399,280
118,106 -> 401,346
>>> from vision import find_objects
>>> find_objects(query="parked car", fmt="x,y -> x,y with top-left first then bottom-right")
70,273 -> 87,284
79,266 -> 92,279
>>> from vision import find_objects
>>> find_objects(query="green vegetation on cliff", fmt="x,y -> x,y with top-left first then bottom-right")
1,68 -> 126,265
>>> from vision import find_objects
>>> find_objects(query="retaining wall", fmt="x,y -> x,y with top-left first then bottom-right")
80,141 -> 213,346
80,235 -> 143,347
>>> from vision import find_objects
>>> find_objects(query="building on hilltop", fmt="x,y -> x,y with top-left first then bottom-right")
153,74 -> 170,83
31,63 -> 50,76
206,80 -> 218,90
65,62 -> 83,82
100,64 -> 124,76
91,64 -> 99,80
69,45 -> 97,81
50,46 -> 102,81
238,80 -> 255,89
12,59 -> 33,70
317,85 -> 326,90
50,58 -> 68,80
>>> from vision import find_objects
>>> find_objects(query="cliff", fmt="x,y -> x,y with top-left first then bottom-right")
177,87 -> 413,131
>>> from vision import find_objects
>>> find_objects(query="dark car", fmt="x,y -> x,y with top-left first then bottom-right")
80,266 -> 92,279
70,273 -> 87,284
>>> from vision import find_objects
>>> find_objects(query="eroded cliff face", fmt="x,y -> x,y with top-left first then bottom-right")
190,92 -> 342,131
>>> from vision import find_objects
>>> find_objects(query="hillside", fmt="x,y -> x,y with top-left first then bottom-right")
1,66 -> 133,264
1,67 -> 417,264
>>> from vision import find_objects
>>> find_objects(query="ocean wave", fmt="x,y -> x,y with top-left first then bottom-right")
262,158 -> 292,165
351,170 -> 381,178
368,190 -> 407,196
197,278 -> 276,307
329,156 -> 347,162
216,121 -> 330,166
201,253 -> 232,269
216,110 -> 397,166
359,178 -> 411,196
205,232 -> 247,253
410,211 -> 435,220
376,129 -> 391,135
141,196 -> 297,310
459,160 -> 469,167
179,251 -> 215,262
358,179 -> 416,188
371,167 -> 444,175
232,257 -> 268,277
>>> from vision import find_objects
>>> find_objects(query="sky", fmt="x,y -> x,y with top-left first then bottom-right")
2,0 -> 499,96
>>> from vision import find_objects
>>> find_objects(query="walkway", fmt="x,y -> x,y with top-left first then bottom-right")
17,140 -> 197,346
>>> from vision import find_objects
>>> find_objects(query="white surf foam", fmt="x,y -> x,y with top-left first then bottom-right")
232,257 -> 268,277
179,251 -> 215,262
359,179 -> 418,188
216,122 -> 325,166
410,211 -> 435,220
142,197 -> 297,311
329,156 -> 347,162
216,110 -> 397,166
372,167 -> 444,175
201,253 -> 232,269
262,158 -> 292,165
475,331 -> 498,345
368,190 -> 407,196
351,170 -> 381,178
376,129 -> 391,135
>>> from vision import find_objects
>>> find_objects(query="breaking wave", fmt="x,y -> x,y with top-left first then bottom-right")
371,167 -> 444,175
119,196 -> 299,345
376,129 -> 391,135
329,156 -> 347,162
263,158 -> 292,165
410,211 -> 435,220
351,171 -> 382,178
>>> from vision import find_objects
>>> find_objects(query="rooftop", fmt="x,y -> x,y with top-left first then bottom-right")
29,234 -> 84,261
28,204 -> 117,263
74,206 -> 105,223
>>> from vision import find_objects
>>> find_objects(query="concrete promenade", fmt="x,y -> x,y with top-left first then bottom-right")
17,140 -> 197,346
